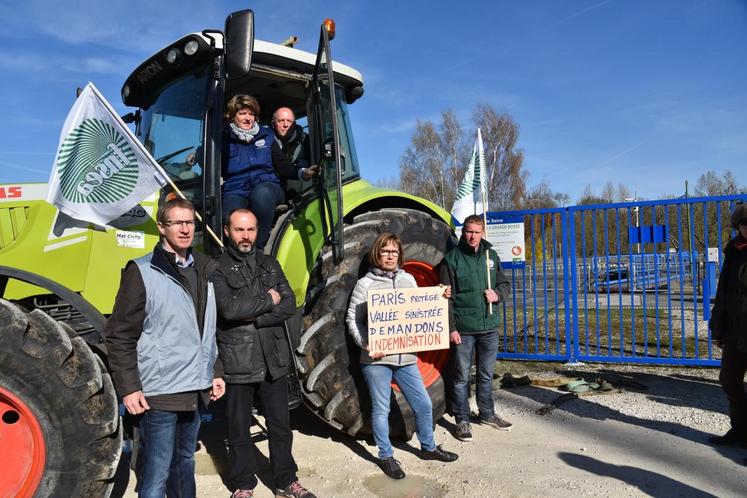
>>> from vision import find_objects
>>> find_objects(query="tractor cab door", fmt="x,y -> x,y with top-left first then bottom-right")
308,23 -> 344,264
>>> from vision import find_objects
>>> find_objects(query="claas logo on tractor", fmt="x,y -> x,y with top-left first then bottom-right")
0,186 -> 22,199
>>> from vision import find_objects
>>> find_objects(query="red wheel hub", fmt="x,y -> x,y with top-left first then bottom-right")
399,260 -> 450,389
0,386 -> 45,498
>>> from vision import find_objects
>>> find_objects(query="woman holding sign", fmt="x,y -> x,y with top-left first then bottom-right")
346,233 -> 458,480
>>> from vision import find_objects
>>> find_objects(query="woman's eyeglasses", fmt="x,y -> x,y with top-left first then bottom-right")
379,250 -> 400,258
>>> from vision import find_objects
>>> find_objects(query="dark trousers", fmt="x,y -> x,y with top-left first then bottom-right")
136,409 -> 201,498
719,343 -> 747,435
225,376 -> 298,491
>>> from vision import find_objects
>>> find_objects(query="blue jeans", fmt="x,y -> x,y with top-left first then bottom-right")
223,181 -> 285,250
451,331 -> 499,423
361,363 -> 436,459
136,409 -> 201,498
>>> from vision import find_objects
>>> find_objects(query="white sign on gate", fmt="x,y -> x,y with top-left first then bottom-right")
456,213 -> 525,267
486,221 -> 525,264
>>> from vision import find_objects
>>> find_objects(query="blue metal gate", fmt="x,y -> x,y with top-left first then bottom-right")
494,194 -> 747,366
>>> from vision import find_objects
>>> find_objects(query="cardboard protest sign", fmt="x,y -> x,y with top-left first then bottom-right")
367,286 -> 449,355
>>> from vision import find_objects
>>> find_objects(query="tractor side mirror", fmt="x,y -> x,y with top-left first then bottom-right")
224,9 -> 255,80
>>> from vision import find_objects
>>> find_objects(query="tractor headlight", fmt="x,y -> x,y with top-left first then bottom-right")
184,40 -> 199,56
166,48 -> 179,64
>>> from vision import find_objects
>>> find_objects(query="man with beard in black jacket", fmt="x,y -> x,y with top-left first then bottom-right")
212,208 -> 315,498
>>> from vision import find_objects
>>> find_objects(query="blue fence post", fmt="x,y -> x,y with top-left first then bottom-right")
703,260 -> 716,322
564,207 -> 578,363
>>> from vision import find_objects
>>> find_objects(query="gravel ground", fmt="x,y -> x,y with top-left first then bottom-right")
113,362 -> 747,497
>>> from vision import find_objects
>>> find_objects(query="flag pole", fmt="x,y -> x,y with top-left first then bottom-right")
89,84 -> 224,249
483,203 -> 492,315
477,128 -> 492,315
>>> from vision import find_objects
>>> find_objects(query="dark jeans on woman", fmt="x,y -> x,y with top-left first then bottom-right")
223,181 -> 285,250
451,331 -> 499,423
135,409 -> 201,498
225,375 -> 298,491
719,343 -> 747,436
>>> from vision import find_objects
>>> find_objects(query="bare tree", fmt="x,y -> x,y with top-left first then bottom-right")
439,110 -> 467,208
601,182 -> 616,203
399,120 -> 454,206
523,180 -> 569,210
578,184 -> 606,205
578,182 -> 634,205
399,104 -> 526,210
473,104 -> 526,210
694,169 -> 742,196
616,183 -> 633,202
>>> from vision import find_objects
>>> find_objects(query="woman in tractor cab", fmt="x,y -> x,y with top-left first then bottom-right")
346,233 -> 458,480
221,94 -> 298,250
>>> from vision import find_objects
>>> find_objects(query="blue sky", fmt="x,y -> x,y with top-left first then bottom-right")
1,0 -> 745,202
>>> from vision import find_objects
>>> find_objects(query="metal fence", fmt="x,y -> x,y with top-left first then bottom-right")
495,194 -> 747,366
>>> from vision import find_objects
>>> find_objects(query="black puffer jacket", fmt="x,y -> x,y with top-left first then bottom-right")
212,245 -> 296,383
274,123 -> 310,171
710,236 -> 747,352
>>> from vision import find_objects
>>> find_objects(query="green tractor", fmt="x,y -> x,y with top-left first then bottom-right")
0,10 -> 453,497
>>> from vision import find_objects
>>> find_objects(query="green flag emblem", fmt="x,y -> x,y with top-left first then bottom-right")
56,118 -> 138,203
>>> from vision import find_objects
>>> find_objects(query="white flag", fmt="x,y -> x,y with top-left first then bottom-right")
46,82 -> 167,225
451,128 -> 488,224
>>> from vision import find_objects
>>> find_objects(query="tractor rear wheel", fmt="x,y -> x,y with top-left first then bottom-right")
0,299 -> 121,497
298,208 -> 453,439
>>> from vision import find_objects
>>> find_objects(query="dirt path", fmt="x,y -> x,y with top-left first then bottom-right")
112,364 -> 747,497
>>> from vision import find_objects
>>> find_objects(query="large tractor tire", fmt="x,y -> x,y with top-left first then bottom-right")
0,299 -> 121,497
298,208 -> 453,439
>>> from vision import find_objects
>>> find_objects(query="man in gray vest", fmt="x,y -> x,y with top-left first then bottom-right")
439,214 -> 512,442
106,198 -> 225,498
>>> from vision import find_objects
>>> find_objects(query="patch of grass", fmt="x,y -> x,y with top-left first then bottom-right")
498,307 -> 717,358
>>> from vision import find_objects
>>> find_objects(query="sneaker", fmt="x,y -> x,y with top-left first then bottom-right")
454,421 -> 473,441
276,481 -> 316,498
421,444 -> 459,462
708,428 -> 747,447
378,457 -> 406,479
231,490 -> 254,498
480,413 -> 513,431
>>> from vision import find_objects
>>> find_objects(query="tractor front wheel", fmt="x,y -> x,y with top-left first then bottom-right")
0,299 -> 121,497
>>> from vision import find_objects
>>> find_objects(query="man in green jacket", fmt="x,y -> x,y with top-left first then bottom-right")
439,214 -> 512,442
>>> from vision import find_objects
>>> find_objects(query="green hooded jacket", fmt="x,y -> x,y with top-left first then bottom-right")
440,237 -> 511,334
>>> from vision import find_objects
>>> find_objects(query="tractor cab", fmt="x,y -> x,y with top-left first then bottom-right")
121,11 -> 363,261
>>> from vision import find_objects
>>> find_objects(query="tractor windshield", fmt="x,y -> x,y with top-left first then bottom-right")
136,68 -> 210,212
